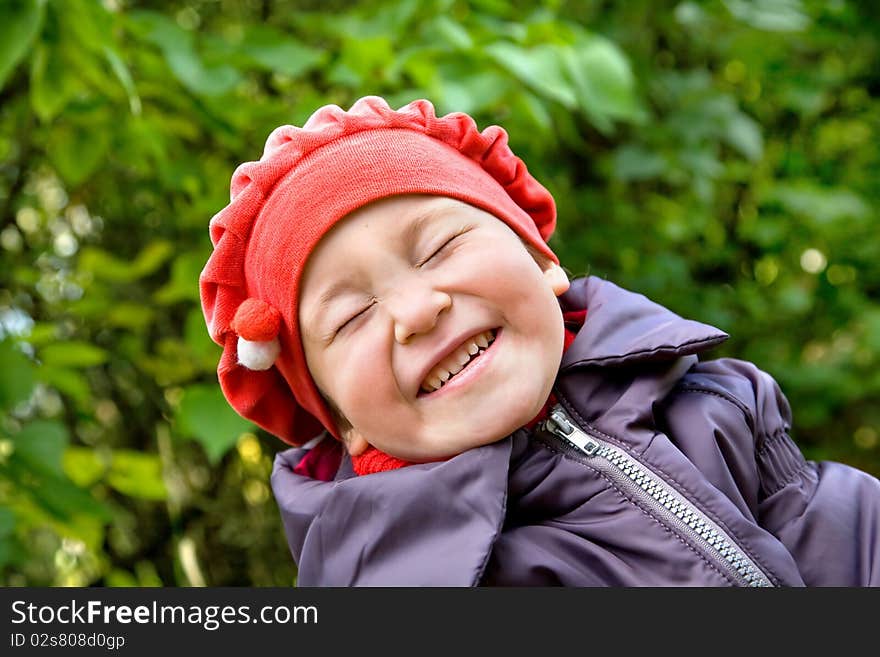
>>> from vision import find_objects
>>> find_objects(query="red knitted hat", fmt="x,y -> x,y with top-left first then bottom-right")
199,96 -> 559,446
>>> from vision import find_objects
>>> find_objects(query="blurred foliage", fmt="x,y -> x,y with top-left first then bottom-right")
0,0 -> 877,586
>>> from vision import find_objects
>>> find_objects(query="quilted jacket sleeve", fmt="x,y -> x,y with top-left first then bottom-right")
658,357 -> 880,586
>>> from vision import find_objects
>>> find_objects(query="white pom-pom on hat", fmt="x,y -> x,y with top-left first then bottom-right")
230,298 -> 282,371
236,336 -> 281,370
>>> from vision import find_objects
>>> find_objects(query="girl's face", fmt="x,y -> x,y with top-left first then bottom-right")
298,195 -> 569,462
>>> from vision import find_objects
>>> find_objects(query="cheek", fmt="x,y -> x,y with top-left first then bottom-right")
325,336 -> 396,414
455,243 -> 540,292
487,255 -> 565,352
480,254 -> 551,314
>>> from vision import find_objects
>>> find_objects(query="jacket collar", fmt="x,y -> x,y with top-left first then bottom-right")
272,435 -> 513,585
558,276 -> 728,369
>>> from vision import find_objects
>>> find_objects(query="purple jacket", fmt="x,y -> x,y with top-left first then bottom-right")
271,276 -> 880,586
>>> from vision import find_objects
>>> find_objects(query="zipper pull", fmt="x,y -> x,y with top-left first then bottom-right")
544,406 -> 600,456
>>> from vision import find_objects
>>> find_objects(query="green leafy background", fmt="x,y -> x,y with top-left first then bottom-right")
1,0 -> 877,586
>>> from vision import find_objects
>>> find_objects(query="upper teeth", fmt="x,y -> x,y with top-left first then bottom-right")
420,330 -> 496,393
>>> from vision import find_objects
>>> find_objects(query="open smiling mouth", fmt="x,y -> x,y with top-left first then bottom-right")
418,328 -> 499,396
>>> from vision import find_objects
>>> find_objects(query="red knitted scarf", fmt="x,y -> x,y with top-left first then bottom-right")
294,309 -> 586,478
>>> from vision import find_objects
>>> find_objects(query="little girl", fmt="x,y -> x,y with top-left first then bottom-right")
200,96 -> 880,586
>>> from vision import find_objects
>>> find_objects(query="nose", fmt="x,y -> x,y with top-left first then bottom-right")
388,277 -> 452,344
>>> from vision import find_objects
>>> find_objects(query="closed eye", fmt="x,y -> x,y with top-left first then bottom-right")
336,299 -> 375,334
420,231 -> 465,267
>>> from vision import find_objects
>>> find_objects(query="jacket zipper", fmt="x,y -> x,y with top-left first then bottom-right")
539,403 -> 774,587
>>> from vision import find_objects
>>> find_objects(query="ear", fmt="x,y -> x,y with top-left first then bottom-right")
542,262 -> 570,297
343,427 -> 370,457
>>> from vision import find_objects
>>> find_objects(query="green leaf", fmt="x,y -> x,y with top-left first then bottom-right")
184,307 -> 221,365
22,322 -> 58,347
6,458 -> 111,521
0,0 -> 45,91
613,145 -> 668,181
779,83 -> 826,117
0,508 -> 17,566
564,35 -> 644,131
105,450 -> 167,501
725,112 -> 763,161
132,240 -> 174,278
434,66 -> 509,116
0,340 -> 35,409
40,342 -> 108,368
166,47 -> 240,97
327,36 -> 395,87
130,10 -> 240,97
486,42 -> 577,108
103,46 -> 141,115
0,507 -> 15,537
78,247 -> 135,282
154,252 -> 207,304
175,384 -> 252,464
513,91 -> 554,134
0,531 -> 22,569
48,122 -> 111,186
106,569 -> 139,587
678,147 -> 724,179
65,0 -> 113,52
63,446 -> 106,488
724,0 -> 810,32
776,282 -> 812,315
432,16 -> 473,51
10,419 -> 69,477
763,182 -> 870,224
133,561 -> 163,586
36,366 -> 91,408
240,26 -> 325,77
64,446 -> 167,501
29,40 -> 82,122
79,240 -> 173,283
106,303 -> 155,332
862,310 -> 880,353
